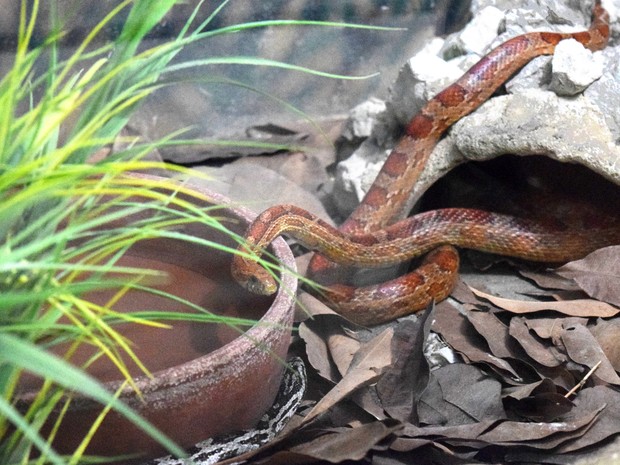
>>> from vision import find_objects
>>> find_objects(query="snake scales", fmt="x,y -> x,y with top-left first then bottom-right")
232,1 -> 620,326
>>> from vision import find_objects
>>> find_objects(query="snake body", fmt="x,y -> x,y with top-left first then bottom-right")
232,1 -> 616,325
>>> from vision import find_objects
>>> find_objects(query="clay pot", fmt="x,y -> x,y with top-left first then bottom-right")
16,174 -> 297,463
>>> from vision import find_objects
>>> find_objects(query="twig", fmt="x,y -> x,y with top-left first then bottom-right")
565,361 -> 601,398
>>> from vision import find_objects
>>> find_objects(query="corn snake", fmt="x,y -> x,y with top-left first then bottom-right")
232,1 -> 619,326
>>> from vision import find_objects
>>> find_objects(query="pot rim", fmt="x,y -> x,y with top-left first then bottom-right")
17,172 -> 298,400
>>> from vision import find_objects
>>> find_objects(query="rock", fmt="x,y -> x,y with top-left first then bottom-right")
549,39 -> 605,96
503,56 -> 551,94
333,141 -> 390,215
388,37 -> 466,126
341,98 -> 387,142
585,46 -> 620,138
452,90 -> 620,186
441,6 -> 504,58
331,0 -> 620,217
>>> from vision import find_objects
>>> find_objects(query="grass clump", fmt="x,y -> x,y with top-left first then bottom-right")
1,1 -> 254,462
0,0 -> 386,462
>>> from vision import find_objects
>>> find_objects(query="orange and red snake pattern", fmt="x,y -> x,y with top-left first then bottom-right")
232,1 -> 619,325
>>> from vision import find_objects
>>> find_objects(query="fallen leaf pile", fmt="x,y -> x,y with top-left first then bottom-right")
231,246 -> 620,464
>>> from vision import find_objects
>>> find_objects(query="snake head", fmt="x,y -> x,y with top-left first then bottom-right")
231,255 -> 278,296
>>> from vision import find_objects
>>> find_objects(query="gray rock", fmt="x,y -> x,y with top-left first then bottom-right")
585,46 -> 620,139
388,38 -> 464,126
441,6 -> 504,58
453,90 -> 620,185
549,39 -> 605,96
341,98 -> 387,142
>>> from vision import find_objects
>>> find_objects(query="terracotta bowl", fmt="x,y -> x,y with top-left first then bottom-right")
16,174 -> 297,463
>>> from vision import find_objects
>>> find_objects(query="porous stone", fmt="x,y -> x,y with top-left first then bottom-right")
452,90 -> 620,186
503,56 -> 551,94
341,98 -> 387,142
388,37 -> 466,126
549,39 -> 605,96
441,6 -> 504,58
585,46 -> 620,139
333,141 -> 390,215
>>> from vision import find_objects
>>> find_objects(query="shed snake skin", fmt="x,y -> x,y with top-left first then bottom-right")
232,1 -> 618,326
146,358 -> 306,465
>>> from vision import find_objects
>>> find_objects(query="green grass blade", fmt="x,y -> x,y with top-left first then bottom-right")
0,334 -> 186,459
0,396 -> 64,465
165,55 -> 379,80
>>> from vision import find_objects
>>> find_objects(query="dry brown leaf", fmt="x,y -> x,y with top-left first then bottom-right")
419,364 -> 505,426
503,379 -> 548,400
590,318 -> 620,372
504,379 -> 574,422
376,308 -> 433,424
299,315 -> 346,383
302,328 -> 394,425
350,387 -> 389,420
556,245 -> 620,307
288,421 -> 402,463
469,287 -> 620,317
296,290 -> 337,319
436,364 -> 505,422
519,270 -> 581,292
397,410 -> 596,455
553,386 -> 620,453
465,310 -> 516,359
560,322 -> 620,385
447,279 -> 481,305
432,303 -> 522,381
372,446 -> 458,465
508,317 -> 564,368
417,375 -> 451,426
504,392 -> 574,423
477,407 -> 601,446
395,420 -> 497,448
506,386 -> 620,462
327,331 -> 362,378
523,317 -> 587,341
433,363 -> 506,421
